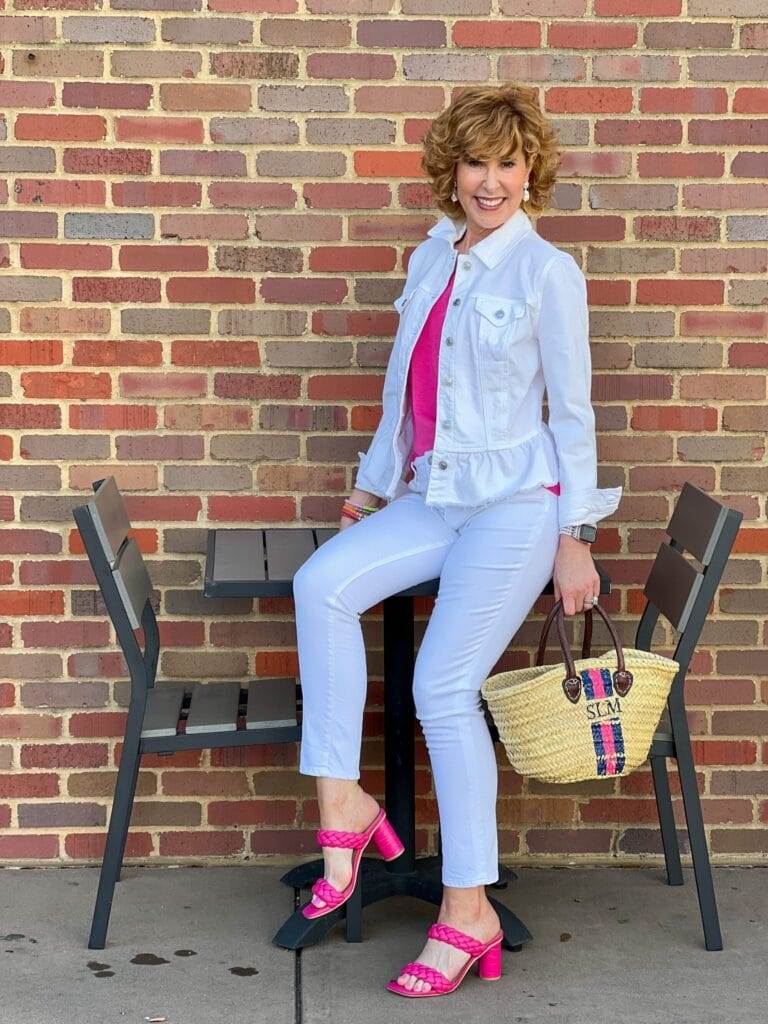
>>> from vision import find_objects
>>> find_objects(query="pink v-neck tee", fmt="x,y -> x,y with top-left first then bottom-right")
405,261 -> 560,496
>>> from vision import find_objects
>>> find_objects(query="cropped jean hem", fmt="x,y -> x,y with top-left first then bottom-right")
298,754 -> 360,781
441,872 -> 501,888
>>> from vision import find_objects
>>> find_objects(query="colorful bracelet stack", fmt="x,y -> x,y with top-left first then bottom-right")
341,499 -> 381,522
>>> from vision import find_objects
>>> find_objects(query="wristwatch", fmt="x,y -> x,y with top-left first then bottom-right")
559,523 -> 597,544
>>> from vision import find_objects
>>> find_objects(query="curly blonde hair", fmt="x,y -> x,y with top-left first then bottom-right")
421,83 -> 562,219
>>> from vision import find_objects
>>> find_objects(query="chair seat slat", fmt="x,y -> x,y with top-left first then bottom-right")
246,677 -> 298,730
142,683 -> 187,739
213,529 -> 266,583
185,682 -> 241,734
264,528 -> 316,581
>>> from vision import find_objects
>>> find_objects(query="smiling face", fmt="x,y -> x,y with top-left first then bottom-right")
454,148 -> 530,238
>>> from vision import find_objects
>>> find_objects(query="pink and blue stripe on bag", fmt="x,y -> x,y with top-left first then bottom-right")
580,667 -> 626,775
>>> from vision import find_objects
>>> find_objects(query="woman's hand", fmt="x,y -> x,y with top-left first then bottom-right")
339,488 -> 383,531
552,534 -> 601,615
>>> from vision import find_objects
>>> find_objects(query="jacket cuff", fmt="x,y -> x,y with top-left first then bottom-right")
557,485 -> 623,531
353,451 -> 388,500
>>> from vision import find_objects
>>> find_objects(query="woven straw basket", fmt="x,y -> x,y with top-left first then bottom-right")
481,600 -> 680,784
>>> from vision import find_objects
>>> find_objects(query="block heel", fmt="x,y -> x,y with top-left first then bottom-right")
476,939 -> 503,980
372,814 -> 405,861
387,924 -> 505,998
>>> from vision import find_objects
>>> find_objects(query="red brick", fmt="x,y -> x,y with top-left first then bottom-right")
72,278 -> 161,304
0,404 -> 61,429
68,712 -> 127,738
207,800 -> 296,826
0,834 -> 59,859
21,372 -> 111,400
15,114 -> 107,141
21,621 -> 110,648
21,743 -> 108,769
452,20 -> 539,47
65,831 -> 153,860
171,340 -> 262,367
0,773 -> 59,798
0,590 -> 64,616
0,340 -> 62,366
355,150 -> 426,178
690,740 -> 757,766
70,404 -> 157,430
119,245 -> 208,271
579,798 -> 659,824
159,830 -> 245,857
167,277 -> 255,303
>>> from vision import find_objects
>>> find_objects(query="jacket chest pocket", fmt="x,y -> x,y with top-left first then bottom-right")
474,295 -> 529,366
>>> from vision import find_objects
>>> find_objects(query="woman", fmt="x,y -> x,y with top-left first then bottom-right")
292,83 -> 622,997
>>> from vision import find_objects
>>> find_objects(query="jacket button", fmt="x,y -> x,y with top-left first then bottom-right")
438,460 -> 447,470
445,337 -> 453,345
452,298 -> 460,306
494,309 -> 505,319
462,261 -> 471,271
441,420 -> 449,428
444,376 -> 452,385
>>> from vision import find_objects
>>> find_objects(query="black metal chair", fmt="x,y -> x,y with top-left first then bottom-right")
72,477 -> 301,949
476,480 -> 742,952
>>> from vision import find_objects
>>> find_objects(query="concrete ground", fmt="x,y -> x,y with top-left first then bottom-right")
0,863 -> 764,1024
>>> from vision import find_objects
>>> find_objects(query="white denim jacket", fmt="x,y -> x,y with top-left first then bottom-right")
354,206 -> 623,530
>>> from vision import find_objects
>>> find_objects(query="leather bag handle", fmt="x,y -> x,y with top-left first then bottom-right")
536,602 -> 592,666
535,599 -> 633,705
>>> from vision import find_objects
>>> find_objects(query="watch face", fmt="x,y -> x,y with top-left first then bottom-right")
580,525 -> 597,542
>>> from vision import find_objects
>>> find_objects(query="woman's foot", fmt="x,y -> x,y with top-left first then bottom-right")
310,786 -> 381,909
395,897 -> 502,993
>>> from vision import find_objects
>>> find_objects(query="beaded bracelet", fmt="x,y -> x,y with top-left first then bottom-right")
341,499 -> 380,522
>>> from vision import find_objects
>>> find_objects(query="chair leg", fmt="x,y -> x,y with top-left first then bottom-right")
88,739 -> 141,949
673,729 -> 723,951
650,755 -> 683,886
115,757 -> 141,883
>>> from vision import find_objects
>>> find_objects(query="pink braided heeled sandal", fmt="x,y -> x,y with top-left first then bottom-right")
386,922 -> 505,998
301,804 -> 404,920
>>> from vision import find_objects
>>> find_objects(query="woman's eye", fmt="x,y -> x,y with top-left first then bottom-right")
466,159 -> 515,167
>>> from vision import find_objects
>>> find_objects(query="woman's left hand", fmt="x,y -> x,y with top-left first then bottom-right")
553,535 -> 601,615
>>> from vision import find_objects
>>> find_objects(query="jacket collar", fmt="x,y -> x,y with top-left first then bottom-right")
427,206 -> 534,268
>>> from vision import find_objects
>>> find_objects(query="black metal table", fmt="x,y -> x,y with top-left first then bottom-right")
204,525 -> 611,951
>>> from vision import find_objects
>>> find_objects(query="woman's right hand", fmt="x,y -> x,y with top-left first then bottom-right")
339,488 -> 383,530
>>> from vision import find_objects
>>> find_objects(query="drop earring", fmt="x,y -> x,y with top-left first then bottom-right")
451,182 -> 458,202
523,181 -> 530,202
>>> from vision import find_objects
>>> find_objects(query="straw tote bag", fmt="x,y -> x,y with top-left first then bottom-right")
480,599 -> 680,783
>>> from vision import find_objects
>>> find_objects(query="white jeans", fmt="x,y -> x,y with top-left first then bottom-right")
292,450 -> 560,887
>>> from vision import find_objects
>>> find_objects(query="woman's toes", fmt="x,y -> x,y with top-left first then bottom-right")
312,894 -> 326,907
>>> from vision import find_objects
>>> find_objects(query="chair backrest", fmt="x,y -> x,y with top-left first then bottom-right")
635,481 -> 743,697
72,477 -> 160,696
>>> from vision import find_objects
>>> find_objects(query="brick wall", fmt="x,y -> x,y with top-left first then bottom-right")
1,2 -> 767,868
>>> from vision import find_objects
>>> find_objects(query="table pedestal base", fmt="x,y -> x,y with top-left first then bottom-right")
272,856 -> 531,951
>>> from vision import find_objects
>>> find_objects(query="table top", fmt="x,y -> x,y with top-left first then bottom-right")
204,526 -> 612,599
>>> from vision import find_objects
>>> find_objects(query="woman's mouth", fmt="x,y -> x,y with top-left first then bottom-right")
475,196 -> 506,210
